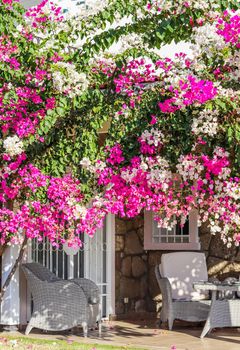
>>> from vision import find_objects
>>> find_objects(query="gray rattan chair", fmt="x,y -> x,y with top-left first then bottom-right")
155,252 -> 211,330
22,263 -> 101,335
21,264 -> 89,336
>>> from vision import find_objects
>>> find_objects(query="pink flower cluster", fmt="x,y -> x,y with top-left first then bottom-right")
26,0 -> 63,29
1,0 -> 17,6
0,83 -> 55,138
106,144 -> 125,165
86,142 -> 239,245
217,13 -> 240,48
0,170 -> 92,246
158,76 -> 218,113
114,58 -> 157,97
0,4 -> 239,250
0,36 -> 20,70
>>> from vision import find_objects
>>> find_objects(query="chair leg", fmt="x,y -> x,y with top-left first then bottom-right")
168,317 -> 174,330
82,322 -> 88,338
25,323 -> 33,335
98,320 -> 102,337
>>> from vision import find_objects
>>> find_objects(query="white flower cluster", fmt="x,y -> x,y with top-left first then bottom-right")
216,85 -> 240,103
221,233 -> 236,248
52,62 -> 89,98
73,204 -> 87,220
191,109 -> 219,137
146,156 -> 172,188
80,157 -> 106,174
140,128 -> 165,146
3,136 -> 24,157
121,168 -> 139,183
147,0 -> 219,15
111,33 -> 144,55
114,106 -> 130,121
164,56 -> 194,88
212,147 -> 231,180
224,182 -> 240,201
176,155 -> 204,181
213,146 -> 229,159
80,157 -> 92,170
120,154 -> 172,189
221,211 -> 240,247
191,23 -> 227,58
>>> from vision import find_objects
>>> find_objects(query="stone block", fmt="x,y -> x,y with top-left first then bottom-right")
146,295 -> 157,312
209,234 -> 237,260
122,256 -> 132,277
137,227 -> 144,244
126,220 -> 135,231
135,299 -> 146,313
116,235 -> 124,252
132,256 -> 147,278
199,221 -> 211,236
140,275 -> 148,299
142,254 -> 148,261
125,231 -> 144,255
148,266 -> 161,300
115,252 -> 121,271
133,215 -> 144,230
148,251 -> 162,266
115,271 -> 121,289
235,249 -> 240,262
207,257 -> 240,279
120,277 -> 141,299
115,300 -> 125,314
200,232 -> 212,252
116,218 -> 128,235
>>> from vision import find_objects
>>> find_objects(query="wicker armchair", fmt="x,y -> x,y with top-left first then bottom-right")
22,263 -> 101,335
21,264 -> 89,336
155,252 -> 211,330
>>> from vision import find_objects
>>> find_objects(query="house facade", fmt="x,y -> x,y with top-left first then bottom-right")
1,0 -> 240,330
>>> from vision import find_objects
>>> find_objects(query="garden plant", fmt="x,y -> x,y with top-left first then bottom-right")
0,0 -> 239,299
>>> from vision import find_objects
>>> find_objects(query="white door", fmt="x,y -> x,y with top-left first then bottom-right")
29,214 -> 115,318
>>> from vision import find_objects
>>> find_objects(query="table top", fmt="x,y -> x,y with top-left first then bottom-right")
193,281 -> 240,292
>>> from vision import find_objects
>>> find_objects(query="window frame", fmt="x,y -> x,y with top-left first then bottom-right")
144,210 -> 200,250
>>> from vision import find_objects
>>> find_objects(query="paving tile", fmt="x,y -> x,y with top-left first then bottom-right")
2,321 -> 240,349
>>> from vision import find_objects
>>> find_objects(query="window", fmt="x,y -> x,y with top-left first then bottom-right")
144,210 -> 200,250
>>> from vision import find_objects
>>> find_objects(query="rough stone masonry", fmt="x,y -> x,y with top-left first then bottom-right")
115,214 -> 240,318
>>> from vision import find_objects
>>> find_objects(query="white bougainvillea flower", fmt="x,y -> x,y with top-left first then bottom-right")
3,136 -> 24,157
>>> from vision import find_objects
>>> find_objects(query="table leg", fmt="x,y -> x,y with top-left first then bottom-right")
200,291 -> 217,338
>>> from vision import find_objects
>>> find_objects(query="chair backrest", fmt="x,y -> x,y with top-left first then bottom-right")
21,264 -> 46,300
22,263 -> 60,282
160,252 -> 208,301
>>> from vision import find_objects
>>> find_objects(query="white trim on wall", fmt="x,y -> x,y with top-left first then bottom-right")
1,245 -> 21,326
106,213 -> 115,317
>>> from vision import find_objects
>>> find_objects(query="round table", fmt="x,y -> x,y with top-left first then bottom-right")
193,282 -> 240,338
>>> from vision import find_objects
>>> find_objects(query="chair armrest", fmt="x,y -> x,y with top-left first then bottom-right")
155,265 -> 173,323
155,266 -> 173,304
70,278 -> 100,305
47,280 -> 89,307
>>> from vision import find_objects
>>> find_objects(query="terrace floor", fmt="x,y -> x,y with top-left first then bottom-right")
2,320 -> 240,350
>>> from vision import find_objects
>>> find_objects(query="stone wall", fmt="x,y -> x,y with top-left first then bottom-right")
115,215 -> 240,318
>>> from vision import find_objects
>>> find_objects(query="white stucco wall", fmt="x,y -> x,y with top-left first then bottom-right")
1,246 -> 21,326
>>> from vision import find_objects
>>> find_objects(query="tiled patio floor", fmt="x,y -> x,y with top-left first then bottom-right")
2,320 -> 240,350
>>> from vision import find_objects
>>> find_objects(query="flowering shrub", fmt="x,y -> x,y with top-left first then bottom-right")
0,0 -> 239,256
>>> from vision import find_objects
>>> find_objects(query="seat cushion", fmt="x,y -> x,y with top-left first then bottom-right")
160,252 -> 209,301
